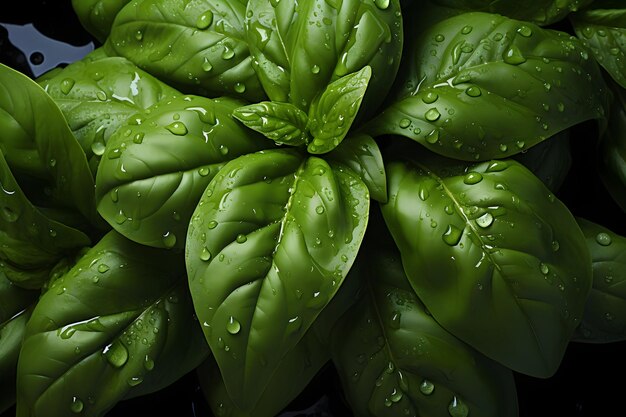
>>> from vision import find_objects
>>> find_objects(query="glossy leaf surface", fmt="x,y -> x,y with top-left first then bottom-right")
16,231 -> 207,417
573,218 -> 626,343
186,149 -> 369,409
380,148 -> 591,377
106,0 -> 265,101
571,1 -> 626,88
38,54 -> 180,174
331,212 -> 518,417
232,101 -> 309,146
96,95 -> 268,249
366,12 -> 608,161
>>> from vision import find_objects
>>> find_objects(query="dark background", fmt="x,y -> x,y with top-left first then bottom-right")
1,1 -> 625,416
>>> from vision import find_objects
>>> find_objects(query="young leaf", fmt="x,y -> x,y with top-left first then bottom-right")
571,0 -> 626,88
573,218 -> 626,343
380,145 -> 592,377
95,95 -> 269,250
15,231 -> 208,417
244,0 -> 402,121
105,0 -> 266,101
186,149 -> 369,410
0,63 -> 100,227
38,54 -> 180,174
365,12 -> 609,161
232,101 -> 309,146
327,133 -> 388,203
331,215 -> 518,417
307,66 -> 372,154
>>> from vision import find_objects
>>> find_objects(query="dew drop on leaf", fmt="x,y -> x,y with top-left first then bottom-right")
448,396 -> 469,417
103,340 -> 129,368
70,397 -> 84,414
226,316 -> 241,335
419,379 -> 435,395
595,232 -> 612,246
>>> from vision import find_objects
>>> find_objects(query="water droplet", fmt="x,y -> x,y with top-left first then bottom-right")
202,57 -> 213,72
165,122 -> 188,135
435,34 -> 445,42
420,379 -> 435,395
465,86 -> 481,97
234,83 -> 246,93
486,161 -> 508,172
311,64 -> 320,74
552,240 -> 560,251
476,212 -> 494,228
461,25 -> 473,35
516,140 -> 525,149
443,225 -> 463,246
463,172 -> 483,185
596,232 -> 612,246
399,118 -> 411,128
162,232 -> 177,248
582,26 -> 594,38
70,397 -> 84,413
390,388 -> 403,403
236,234 -> 247,243
426,129 -> 439,144
61,78 -> 75,94
540,263 -> 550,275
374,0 -> 389,9
517,26 -> 533,37
200,247 -> 212,261
128,376 -> 143,386
448,396 -> 469,417
499,143 -> 508,152
390,311 -> 401,329
97,264 -> 110,273
425,108 -> 441,122
144,355 -> 155,371
503,46 -> 527,65
222,46 -> 235,60
103,340 -> 129,368
208,220 -> 218,229
226,316 -> 241,335
196,10 -> 214,29
315,205 -> 325,214
422,92 -> 438,104
219,145 -> 229,155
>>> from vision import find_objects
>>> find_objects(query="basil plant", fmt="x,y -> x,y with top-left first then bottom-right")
1,0 -> 626,416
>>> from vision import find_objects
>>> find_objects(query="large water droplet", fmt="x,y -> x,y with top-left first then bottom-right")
61,78 -> 75,95
196,10 -> 214,29
103,340 -> 129,368
425,108 -> 441,122
448,396 -> 469,417
420,379 -> 435,395
162,232 -> 177,248
226,316 -> 241,335
422,92 -> 438,104
442,225 -> 463,246
517,26 -> 533,37
503,46 -> 527,65
70,397 -> 84,413
374,0 -> 390,9
165,122 -> 188,136
596,232 -> 612,246
476,212 -> 494,228
463,172 -> 483,185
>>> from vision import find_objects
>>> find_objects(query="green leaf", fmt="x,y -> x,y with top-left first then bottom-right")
330,214 -> 518,417
186,149 -> 369,409
71,0 -> 133,43
38,55 -> 179,175
105,0 -> 266,101
0,63 -> 100,227
365,12 -> 609,161
0,272 -> 38,414
95,95 -> 269,250
16,231 -> 208,417
232,101 -> 309,146
571,1 -> 626,88
307,67 -> 372,154
599,82 -> 626,212
431,0 -> 593,26
0,150 -> 91,288
573,218 -> 626,343
513,129 -> 572,192
380,146 -> 592,377
244,0 -> 402,121
327,133 -> 387,203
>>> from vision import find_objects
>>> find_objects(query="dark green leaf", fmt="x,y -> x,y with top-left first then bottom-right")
232,101 -> 309,146
365,12 -> 609,161
599,82 -> 626,212
0,63 -> 99,226
331,214 -> 518,417
380,146 -> 591,377
573,218 -> 626,343
0,150 -> 91,288
307,67 -> 372,154
95,95 -> 268,250
327,133 -> 387,202
16,231 -> 208,417
71,0 -> 133,43
105,0 -> 265,101
38,54 -> 180,174
186,149 -> 369,409
571,1 -> 626,88
431,0 -> 593,26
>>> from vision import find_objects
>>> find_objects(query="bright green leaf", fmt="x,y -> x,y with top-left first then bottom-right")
233,101 -> 309,146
